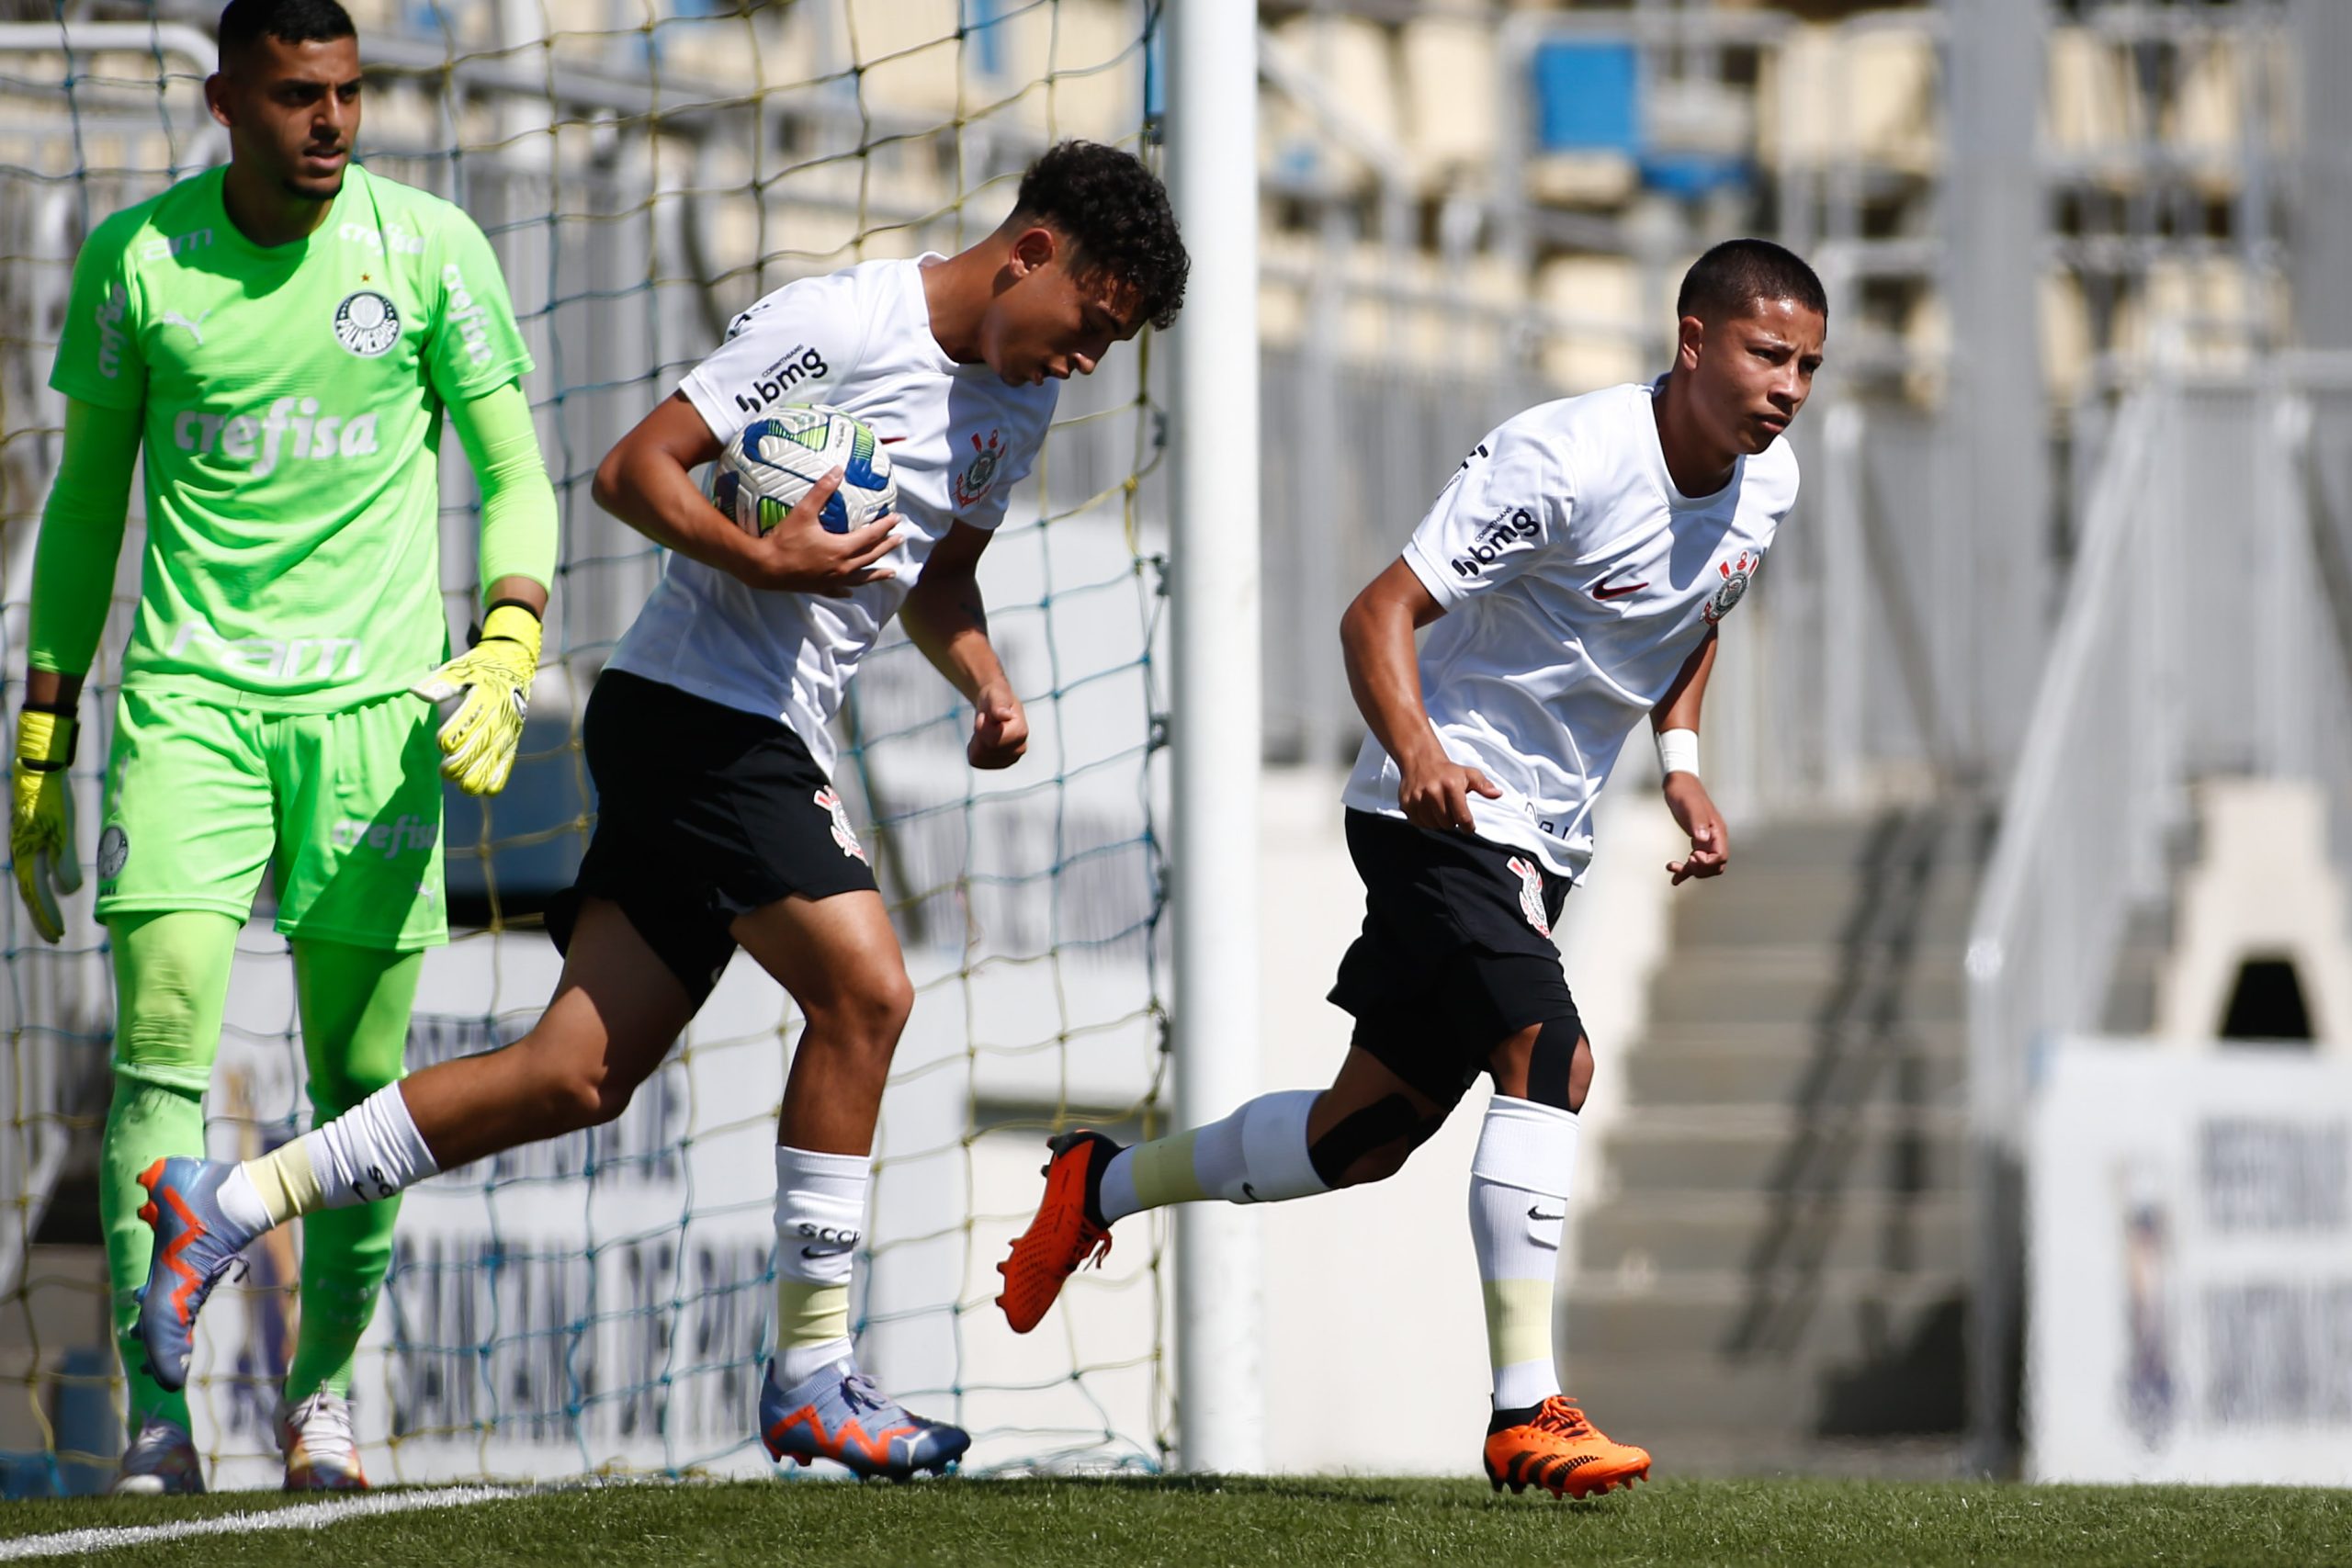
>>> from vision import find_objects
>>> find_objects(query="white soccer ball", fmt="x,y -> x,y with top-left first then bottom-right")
705,405 -> 896,536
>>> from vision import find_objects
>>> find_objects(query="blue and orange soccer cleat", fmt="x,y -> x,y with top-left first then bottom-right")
994,1130 -> 1120,1334
133,1156 -> 260,1393
760,1359 -> 969,1480
110,1415 -> 205,1496
1483,1395 -> 1652,1499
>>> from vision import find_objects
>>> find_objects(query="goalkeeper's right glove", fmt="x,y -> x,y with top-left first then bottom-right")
11,705 -> 83,944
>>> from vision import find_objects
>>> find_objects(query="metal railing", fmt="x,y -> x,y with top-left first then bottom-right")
1962,355 -> 2352,1470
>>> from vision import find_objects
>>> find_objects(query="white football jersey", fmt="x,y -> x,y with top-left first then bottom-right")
1340,380 -> 1800,877
605,254 -> 1057,774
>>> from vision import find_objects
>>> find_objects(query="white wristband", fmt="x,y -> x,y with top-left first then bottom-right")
1656,728 -> 1701,780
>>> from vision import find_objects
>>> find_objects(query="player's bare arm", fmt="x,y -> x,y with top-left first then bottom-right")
1652,632 -> 1728,885
593,393 -> 900,597
1340,557 -> 1498,831
899,519 -> 1028,770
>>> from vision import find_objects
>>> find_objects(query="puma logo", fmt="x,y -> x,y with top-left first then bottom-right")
162,308 -> 211,346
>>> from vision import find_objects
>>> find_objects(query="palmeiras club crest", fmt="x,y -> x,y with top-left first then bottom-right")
952,428 -> 1006,508
1702,549 -> 1758,625
814,787 -> 868,863
1507,855 -> 1551,939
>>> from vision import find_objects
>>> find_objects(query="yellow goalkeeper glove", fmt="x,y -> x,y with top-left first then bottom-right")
411,602 -> 542,796
11,705 -> 83,944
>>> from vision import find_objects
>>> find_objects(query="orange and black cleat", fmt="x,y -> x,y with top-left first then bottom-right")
1483,1395 -> 1652,1499
995,1130 -> 1120,1334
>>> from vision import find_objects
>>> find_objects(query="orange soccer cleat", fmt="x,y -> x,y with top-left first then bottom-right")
995,1130 -> 1120,1334
1483,1395 -> 1652,1499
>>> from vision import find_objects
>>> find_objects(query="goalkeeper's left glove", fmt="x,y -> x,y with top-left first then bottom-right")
11,705 -> 83,943
411,601 -> 542,796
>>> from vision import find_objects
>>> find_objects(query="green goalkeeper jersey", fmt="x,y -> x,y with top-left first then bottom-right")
48,164 -> 533,712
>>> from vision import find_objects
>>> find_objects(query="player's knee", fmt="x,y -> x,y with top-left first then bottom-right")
1308,1095 -> 1447,1189
114,979 -> 209,1082
808,968 -> 913,1056
1527,1015 -> 1589,1113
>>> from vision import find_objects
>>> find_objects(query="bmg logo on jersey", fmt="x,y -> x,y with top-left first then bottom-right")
333,815 -> 440,861
172,397 -> 381,477
1450,506 -> 1541,579
732,345 -> 830,414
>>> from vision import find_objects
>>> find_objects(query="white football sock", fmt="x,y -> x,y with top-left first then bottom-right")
239,1081 -> 439,1224
1099,1089 -> 1328,1223
1469,1094 -> 1579,1414
772,1145 -> 869,1387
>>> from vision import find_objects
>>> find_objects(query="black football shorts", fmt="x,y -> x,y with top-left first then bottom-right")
1327,808 -> 1582,1109
547,669 -> 877,1002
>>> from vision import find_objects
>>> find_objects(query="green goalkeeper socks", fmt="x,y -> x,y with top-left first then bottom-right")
282,939 -> 422,1403
100,910 -> 240,1430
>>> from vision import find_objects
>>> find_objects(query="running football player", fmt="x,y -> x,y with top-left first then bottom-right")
997,239 -> 1826,1498
125,140 -> 1187,1483
11,0 -> 556,1493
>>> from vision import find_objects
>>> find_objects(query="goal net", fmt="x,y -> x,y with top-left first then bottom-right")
0,0 -> 1172,1489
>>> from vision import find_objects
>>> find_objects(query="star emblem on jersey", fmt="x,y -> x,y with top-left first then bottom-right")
333,289 -> 401,357
814,787 -> 867,863
1702,549 -> 1758,625
1507,855 -> 1551,939
952,428 -> 1006,508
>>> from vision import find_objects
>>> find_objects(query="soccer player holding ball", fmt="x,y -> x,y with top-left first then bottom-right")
130,141 -> 1189,1481
9,0 -> 558,1493
1000,241 -> 1826,1497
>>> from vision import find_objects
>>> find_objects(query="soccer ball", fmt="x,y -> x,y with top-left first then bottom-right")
706,406 -> 896,536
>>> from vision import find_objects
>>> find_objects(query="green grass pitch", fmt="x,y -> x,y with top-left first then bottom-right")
5,1476 -> 2349,1566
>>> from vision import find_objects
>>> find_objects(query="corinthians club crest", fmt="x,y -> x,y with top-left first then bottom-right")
951,428 -> 1006,508
1702,549 -> 1758,625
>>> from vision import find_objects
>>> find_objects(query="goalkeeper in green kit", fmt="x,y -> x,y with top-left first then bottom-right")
10,0 -> 555,1494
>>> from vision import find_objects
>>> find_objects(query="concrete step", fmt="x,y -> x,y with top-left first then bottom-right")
1595,1107 -> 1969,1193
1645,950 -> 1969,1028
1705,818 -> 1964,873
1565,1269 -> 1965,1365
1623,1042 -> 1967,1109
1634,1021 -> 1967,1056
1667,876 -> 1982,948
1560,1343 -> 1966,1439
1577,1193 -> 1969,1276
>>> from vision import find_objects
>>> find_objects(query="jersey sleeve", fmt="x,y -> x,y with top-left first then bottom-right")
424,209 -> 535,404
1399,417 -> 1572,610
48,209 -> 147,411
675,269 -> 871,450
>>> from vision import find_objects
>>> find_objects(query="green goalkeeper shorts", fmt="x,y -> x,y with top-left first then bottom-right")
95,688 -> 448,950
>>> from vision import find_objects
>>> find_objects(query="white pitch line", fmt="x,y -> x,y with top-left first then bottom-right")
0,1483 -> 535,1561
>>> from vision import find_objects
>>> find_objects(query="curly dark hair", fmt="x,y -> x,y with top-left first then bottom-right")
218,0 -> 356,66
1676,238 -> 1828,325
1012,141 -> 1189,333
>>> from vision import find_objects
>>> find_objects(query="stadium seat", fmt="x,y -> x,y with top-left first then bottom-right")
1757,23 -> 1939,176
1397,14 -> 1498,194
988,0 -> 1145,145
2044,25 -> 2144,167
2040,269 -> 2092,406
845,0 -> 964,119
2165,33 -> 2248,198
1262,13 -> 1402,199
1537,254 -> 1646,392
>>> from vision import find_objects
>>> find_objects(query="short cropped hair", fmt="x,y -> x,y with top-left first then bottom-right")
1011,141 -> 1190,333
1677,239 -> 1828,325
218,0 -> 356,68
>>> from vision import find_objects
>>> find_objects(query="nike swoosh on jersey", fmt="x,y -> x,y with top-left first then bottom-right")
1588,572 -> 1647,602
